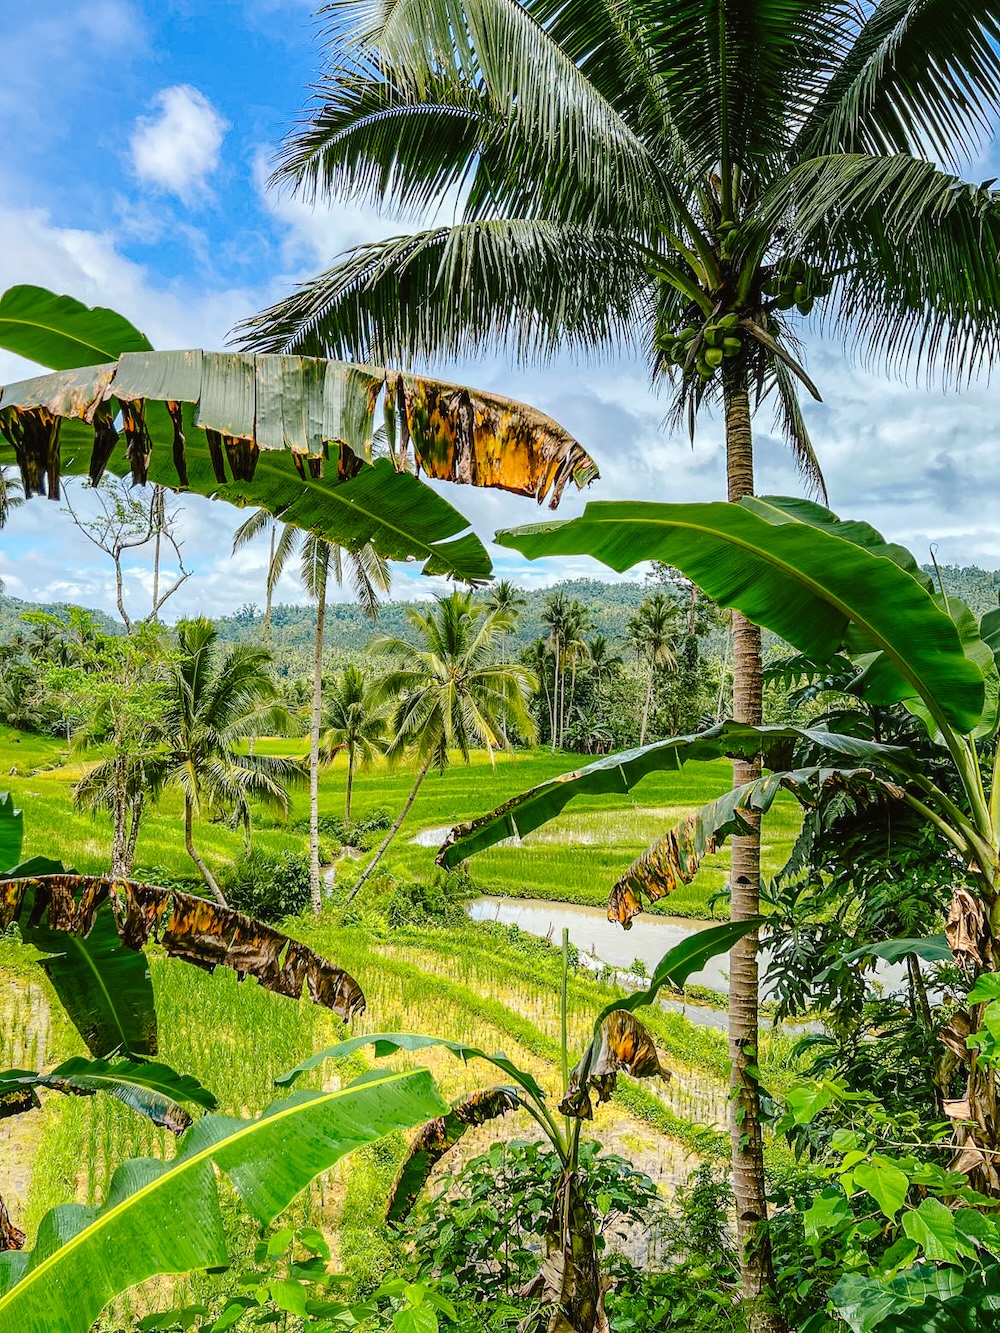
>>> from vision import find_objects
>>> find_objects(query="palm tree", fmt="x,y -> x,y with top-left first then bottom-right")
320,664 -> 388,822
586,634 -> 622,690
268,527 -> 390,913
627,593 -> 680,746
243,7 -> 1000,1319
156,618 -> 296,907
231,508 -> 280,645
346,591 -> 537,900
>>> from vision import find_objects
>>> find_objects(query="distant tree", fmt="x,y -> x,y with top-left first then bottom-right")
155,618 -> 296,906
627,593 -> 680,745
347,591 -> 536,900
266,527 -> 390,913
320,663 -> 387,822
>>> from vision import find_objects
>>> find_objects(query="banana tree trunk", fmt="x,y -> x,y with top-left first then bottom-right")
0,1190 -> 24,1251
309,570 -> 327,916
521,1169 -> 605,1333
184,794 -> 228,908
346,756 -> 433,903
724,367 -> 783,1331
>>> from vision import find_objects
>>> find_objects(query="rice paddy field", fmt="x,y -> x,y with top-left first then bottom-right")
0,725 -> 804,1322
2,727 -> 802,918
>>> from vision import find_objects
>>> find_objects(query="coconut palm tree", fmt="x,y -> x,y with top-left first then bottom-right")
267,527 -> 390,913
320,664 -> 388,822
242,6 -> 1000,1319
627,593 -> 680,746
346,590 -> 537,899
155,618 -> 296,907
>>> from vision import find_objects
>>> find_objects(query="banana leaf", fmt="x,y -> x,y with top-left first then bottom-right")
277,1032 -> 546,1103
437,721 -> 918,866
0,876 -> 366,1056
0,286 -> 152,370
386,1086 -> 521,1224
560,1011 -> 670,1119
0,345 -> 596,581
609,767 -> 906,926
0,1067 -> 446,1332
0,794 -> 21,873
0,1057 -> 216,1134
496,498 -> 985,734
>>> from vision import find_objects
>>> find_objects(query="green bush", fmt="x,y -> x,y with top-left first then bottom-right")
223,847 -> 311,921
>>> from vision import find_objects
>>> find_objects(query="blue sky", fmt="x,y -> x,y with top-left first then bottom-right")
1,0 -> 999,622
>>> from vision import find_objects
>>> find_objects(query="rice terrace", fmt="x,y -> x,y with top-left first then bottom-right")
3,3 -> 1000,1332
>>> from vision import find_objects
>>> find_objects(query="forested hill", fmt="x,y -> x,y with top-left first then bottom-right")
1,564 -> 997,671
214,578 -> 656,665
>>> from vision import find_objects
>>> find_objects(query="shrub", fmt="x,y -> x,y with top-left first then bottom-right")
222,847 -> 311,922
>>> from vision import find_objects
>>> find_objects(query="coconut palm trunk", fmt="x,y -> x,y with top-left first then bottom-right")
640,667 -> 654,748
185,793 -> 228,908
309,560 -> 328,916
723,369 -> 779,1328
346,756 -> 433,901
344,746 -> 355,824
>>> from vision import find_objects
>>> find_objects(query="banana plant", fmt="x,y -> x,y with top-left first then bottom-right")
438,495 -> 1000,1190
0,792 -> 367,1248
277,919 -> 758,1333
0,1065 -> 446,1333
0,286 -> 598,586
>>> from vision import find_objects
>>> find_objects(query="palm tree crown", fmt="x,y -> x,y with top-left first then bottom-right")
321,663 -> 388,821
243,1 -> 1000,466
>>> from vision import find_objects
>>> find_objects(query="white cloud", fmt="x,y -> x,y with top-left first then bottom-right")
130,86 -> 229,204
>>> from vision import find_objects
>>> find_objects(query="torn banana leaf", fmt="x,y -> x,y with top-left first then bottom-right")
0,1057 -> 216,1134
560,1012 -> 669,1119
437,721 -> 917,867
391,372 -> 598,506
609,767 -> 906,927
387,1086 -> 521,1223
0,1195 -> 22,1253
0,1068 -> 446,1333
0,876 -> 366,1056
496,496 -> 986,734
277,1031 -> 546,1103
0,351 -> 596,582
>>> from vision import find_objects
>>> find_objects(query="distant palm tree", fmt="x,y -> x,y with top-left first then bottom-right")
628,593 -> 680,746
320,664 -> 387,823
0,466 -> 22,534
267,527 -> 390,913
587,635 -> 623,690
156,618 -> 296,906
346,591 -> 536,900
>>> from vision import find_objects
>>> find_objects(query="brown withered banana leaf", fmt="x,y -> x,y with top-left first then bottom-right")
559,1011 -> 670,1120
386,1085 -> 521,1224
0,876 -> 365,1058
609,766 -> 906,927
391,372 -> 598,508
0,353 -> 597,582
0,1193 -> 23,1253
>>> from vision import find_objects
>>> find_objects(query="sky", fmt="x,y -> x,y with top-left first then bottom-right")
0,0 -> 999,622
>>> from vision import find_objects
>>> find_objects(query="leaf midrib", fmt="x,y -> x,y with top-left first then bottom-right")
0,1068 -> 425,1311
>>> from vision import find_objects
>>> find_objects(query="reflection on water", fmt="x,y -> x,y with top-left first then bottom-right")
468,896 -> 735,992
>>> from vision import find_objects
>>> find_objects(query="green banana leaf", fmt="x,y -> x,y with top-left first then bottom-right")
0,794 -> 22,873
0,875 -> 366,1057
386,1086 -> 522,1224
0,1067 -> 446,1332
0,286 -> 152,370
277,1032 -> 546,1103
496,498 -> 985,734
0,1057 -> 216,1134
609,767 -> 907,926
437,721 -> 918,866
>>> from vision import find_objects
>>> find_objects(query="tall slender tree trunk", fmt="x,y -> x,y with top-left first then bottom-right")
110,757 -> 129,878
123,792 -> 143,878
185,794 -> 228,908
346,756 -> 433,902
345,749 -> 355,823
263,524 -> 276,646
640,665 -> 654,747
309,567 -> 327,916
724,368 -> 783,1331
